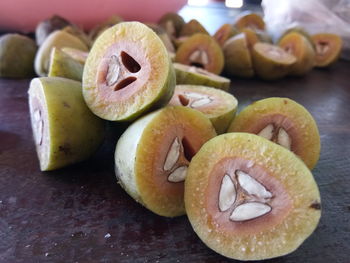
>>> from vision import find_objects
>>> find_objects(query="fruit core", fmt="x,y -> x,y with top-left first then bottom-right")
30,96 -> 44,146
189,49 -> 209,68
177,92 -> 213,108
315,41 -> 329,56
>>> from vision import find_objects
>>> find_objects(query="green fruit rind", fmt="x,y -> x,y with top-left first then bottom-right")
48,47 -> 84,81
28,77 -> 105,171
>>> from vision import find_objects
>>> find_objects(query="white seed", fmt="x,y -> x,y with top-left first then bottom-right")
189,50 -> 201,61
106,55 -> 120,86
168,166 -> 188,182
257,124 -> 274,140
277,128 -> 292,150
201,51 -> 209,65
184,92 -> 207,100
33,109 -> 43,145
230,202 -> 271,222
218,174 -> 236,212
190,97 -> 212,108
236,170 -> 272,199
163,137 -> 180,171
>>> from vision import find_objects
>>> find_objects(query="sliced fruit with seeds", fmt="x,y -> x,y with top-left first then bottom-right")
227,97 -> 320,169
213,24 -> 238,47
252,43 -> 296,80
185,132 -> 321,260
35,30 -> 89,77
175,33 -> 224,75
179,19 -> 209,37
158,12 -> 185,39
35,15 -> 71,46
223,33 -> 254,78
174,63 -> 230,91
311,33 -> 343,67
278,32 -> 315,76
83,22 -> 175,121
28,77 -> 105,171
234,12 -> 265,31
115,106 -> 216,217
169,85 -> 238,134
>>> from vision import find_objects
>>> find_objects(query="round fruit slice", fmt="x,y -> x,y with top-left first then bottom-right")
83,22 -> 175,121
213,24 -> 238,47
174,63 -> 230,91
115,106 -> 216,217
158,12 -> 185,39
185,133 -> 321,260
169,85 -> 238,134
233,12 -> 265,31
28,77 -> 105,171
311,33 -> 343,67
35,15 -> 71,46
252,43 -> 296,80
175,33 -> 224,75
278,32 -> 315,76
0,34 -> 37,78
34,30 -> 89,77
227,97 -> 320,169
223,33 -> 254,78
179,19 -> 209,37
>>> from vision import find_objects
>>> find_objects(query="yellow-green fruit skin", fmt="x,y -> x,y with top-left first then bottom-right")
28,77 -> 105,171
185,133 -> 321,261
0,34 -> 37,78
227,97 -> 320,169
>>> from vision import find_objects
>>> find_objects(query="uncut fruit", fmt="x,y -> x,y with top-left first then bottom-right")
278,32 -> 315,76
35,15 -> 71,46
175,33 -> 224,75
35,30 -> 89,77
0,34 -> 37,78
174,63 -> 230,91
185,133 -> 321,260
115,106 -> 216,217
169,85 -> 238,134
158,12 -> 185,39
61,47 -> 88,64
311,33 -> 343,67
227,97 -> 320,169
89,15 -> 124,42
213,24 -> 238,47
234,11 -> 265,31
48,47 -> 84,81
223,33 -> 254,78
28,77 -> 105,171
83,22 -> 175,121
179,19 -> 209,37
252,43 -> 296,80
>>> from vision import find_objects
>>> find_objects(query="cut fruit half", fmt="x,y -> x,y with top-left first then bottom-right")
185,132 -> 321,260
213,24 -> 238,47
115,106 -> 216,217
252,43 -> 296,80
234,12 -> 265,31
169,85 -> 238,134
175,33 -> 224,75
146,23 -> 175,53
35,15 -> 71,46
61,47 -> 88,64
179,19 -> 209,37
311,33 -> 343,67
174,63 -> 230,91
89,15 -> 124,42
227,97 -> 320,169
158,12 -> 185,39
83,22 -> 175,121
28,77 -> 105,171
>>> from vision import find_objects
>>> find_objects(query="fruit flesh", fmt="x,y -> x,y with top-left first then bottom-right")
115,106 -> 216,217
311,33 -> 343,67
28,77 -> 105,171
227,97 -> 320,169
83,22 -> 175,121
185,133 -> 321,260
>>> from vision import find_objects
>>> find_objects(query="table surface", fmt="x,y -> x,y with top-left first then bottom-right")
1,4 -> 350,263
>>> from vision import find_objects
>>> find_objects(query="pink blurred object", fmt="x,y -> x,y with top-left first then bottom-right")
0,0 -> 187,32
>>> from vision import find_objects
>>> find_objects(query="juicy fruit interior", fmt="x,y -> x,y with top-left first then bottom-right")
312,33 -> 343,67
228,97 -> 320,169
83,22 -> 174,121
185,133 -> 321,261
254,42 -> 296,64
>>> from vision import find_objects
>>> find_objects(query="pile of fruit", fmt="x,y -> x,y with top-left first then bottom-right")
1,12 -> 326,260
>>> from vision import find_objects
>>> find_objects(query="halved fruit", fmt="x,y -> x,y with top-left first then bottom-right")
223,33 -> 254,78
213,24 -> 238,47
28,77 -> 105,171
175,33 -> 224,75
158,12 -> 185,39
35,15 -> 71,46
185,132 -> 321,260
234,12 -> 265,31
48,47 -> 84,81
34,30 -> 89,77
252,43 -> 296,80
179,19 -> 209,37
146,23 -> 175,53
0,34 -> 37,78
174,63 -> 230,91
83,22 -> 175,121
89,15 -> 124,42
115,106 -> 216,217
278,32 -> 315,76
241,28 -> 272,50
61,47 -> 88,64
169,85 -> 238,134
311,33 -> 343,67
227,97 -> 320,169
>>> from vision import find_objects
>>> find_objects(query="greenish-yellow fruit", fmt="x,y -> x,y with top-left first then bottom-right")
35,15 -> 71,46
61,47 -> 88,64
83,22 -> 175,121
179,19 -> 209,37
158,12 -> 185,39
48,47 -> 84,81
62,25 -> 92,48
28,77 -> 105,171
89,15 -> 124,42
0,34 -> 37,78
